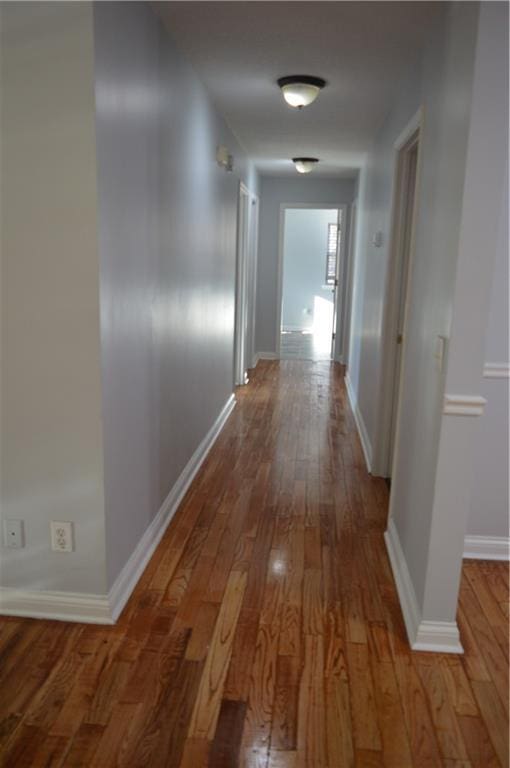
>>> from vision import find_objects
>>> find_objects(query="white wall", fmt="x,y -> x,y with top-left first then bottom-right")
347,67 -> 421,451
467,176 -> 509,543
255,176 -> 355,355
349,1 -> 508,645
282,209 -> 338,331
94,2 -> 258,588
349,0 -> 478,590
419,1 -> 507,627
0,1 -> 259,601
93,3 -> 161,590
386,1 -> 480,615
0,3 -> 107,593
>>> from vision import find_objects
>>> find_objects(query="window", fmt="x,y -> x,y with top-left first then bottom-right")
326,223 -> 338,285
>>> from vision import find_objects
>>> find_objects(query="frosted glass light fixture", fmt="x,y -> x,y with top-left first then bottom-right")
293,157 -> 319,174
277,75 -> 326,108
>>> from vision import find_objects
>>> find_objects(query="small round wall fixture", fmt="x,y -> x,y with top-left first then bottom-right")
277,75 -> 326,108
292,157 -> 319,174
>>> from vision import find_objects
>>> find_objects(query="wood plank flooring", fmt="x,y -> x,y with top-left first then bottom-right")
280,331 -> 332,361
1,360 -> 508,767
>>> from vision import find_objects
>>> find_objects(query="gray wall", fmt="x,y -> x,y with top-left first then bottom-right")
386,2 -> 479,613
255,176 -> 355,354
0,0 -> 258,597
420,1 -> 508,621
0,3 -> 107,593
347,66 -> 422,449
282,208 -> 338,331
349,1 -> 508,624
94,2 -> 258,588
349,2 -> 477,605
467,147 -> 509,541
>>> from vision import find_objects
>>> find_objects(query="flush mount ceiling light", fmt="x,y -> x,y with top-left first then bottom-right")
292,157 -> 319,174
277,75 -> 326,108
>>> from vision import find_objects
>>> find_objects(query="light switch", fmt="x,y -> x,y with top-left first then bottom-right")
434,335 -> 448,373
372,231 -> 383,247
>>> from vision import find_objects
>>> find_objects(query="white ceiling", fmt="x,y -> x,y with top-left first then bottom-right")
155,2 -> 444,177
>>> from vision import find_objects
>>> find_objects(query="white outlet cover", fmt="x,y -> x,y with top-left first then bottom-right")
50,521 -> 74,553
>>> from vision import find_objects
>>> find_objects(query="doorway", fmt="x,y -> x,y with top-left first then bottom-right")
234,183 -> 258,386
376,109 -> 422,479
277,205 -> 345,362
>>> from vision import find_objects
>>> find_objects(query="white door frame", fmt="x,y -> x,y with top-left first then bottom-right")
246,195 -> 259,371
341,198 -> 357,368
234,182 -> 258,386
275,203 -> 348,360
372,107 -> 424,477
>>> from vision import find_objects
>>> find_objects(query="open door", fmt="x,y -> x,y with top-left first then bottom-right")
387,138 -> 419,471
329,208 -> 344,360
375,110 -> 422,480
234,183 -> 257,386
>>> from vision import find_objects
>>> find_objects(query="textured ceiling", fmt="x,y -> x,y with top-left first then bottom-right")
155,2 -> 444,177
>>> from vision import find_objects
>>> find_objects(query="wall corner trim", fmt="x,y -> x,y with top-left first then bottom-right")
0,394 -> 237,625
483,362 -> 510,379
384,518 -> 463,654
443,394 -> 487,416
464,535 -> 510,561
344,370 -> 372,472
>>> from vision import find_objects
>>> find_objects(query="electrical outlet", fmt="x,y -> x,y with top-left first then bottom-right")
50,521 -> 74,553
3,519 -> 25,548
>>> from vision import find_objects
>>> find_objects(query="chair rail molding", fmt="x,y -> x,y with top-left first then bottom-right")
443,394 -> 487,416
483,362 -> 510,378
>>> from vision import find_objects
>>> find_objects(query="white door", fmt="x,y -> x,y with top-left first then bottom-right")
245,197 -> 259,372
388,140 -> 419,471
234,184 -> 250,386
330,209 -> 343,360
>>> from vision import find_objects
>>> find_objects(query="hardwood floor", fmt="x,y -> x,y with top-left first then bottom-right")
280,331 -> 332,361
1,360 -> 508,767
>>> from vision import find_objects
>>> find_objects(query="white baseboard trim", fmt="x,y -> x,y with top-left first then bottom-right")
0,394 -> 236,625
108,392 -> 236,622
413,621 -> 464,653
344,371 -> 372,472
255,351 -> 278,365
0,587 -> 113,624
384,518 -> 463,654
384,520 -> 421,648
464,535 -> 510,561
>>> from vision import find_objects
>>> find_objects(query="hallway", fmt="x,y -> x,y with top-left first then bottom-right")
1,361 -> 508,767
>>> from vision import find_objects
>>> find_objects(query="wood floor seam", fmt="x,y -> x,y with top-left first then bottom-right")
0,360 -> 507,768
